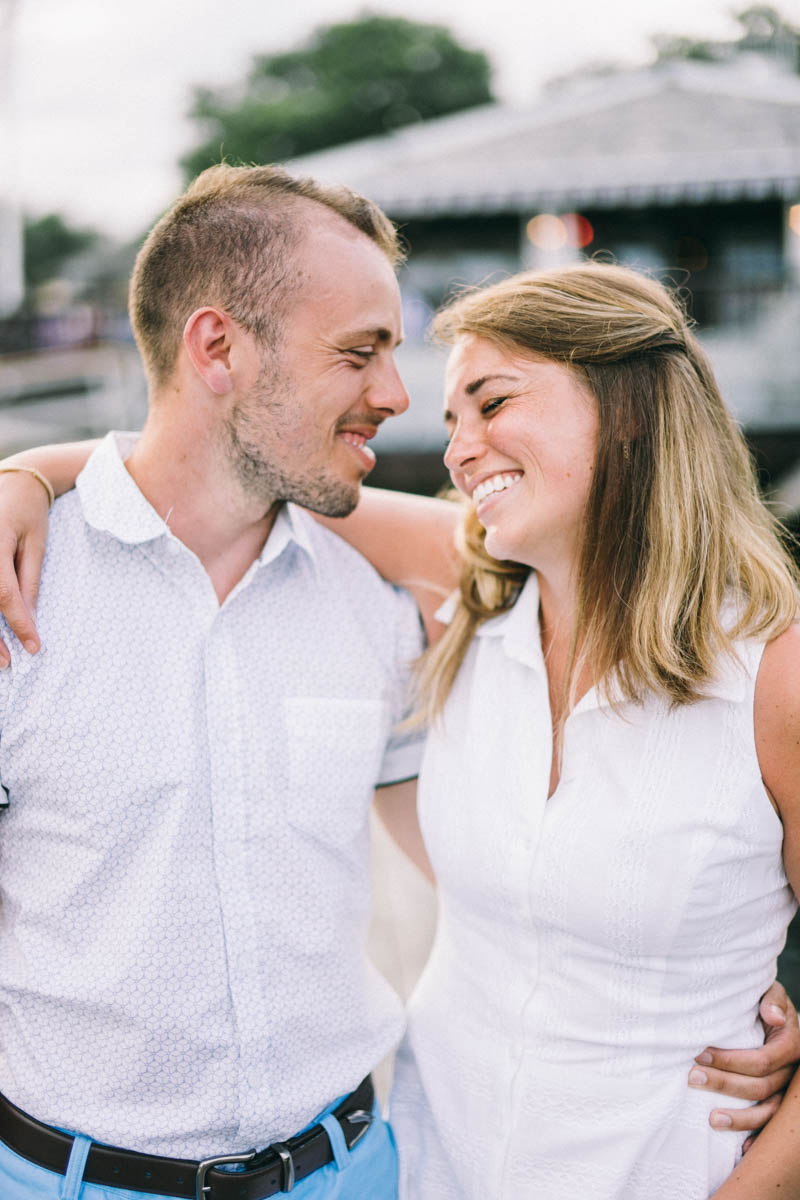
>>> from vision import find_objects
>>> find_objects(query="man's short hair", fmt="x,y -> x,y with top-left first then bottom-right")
129,164 -> 403,384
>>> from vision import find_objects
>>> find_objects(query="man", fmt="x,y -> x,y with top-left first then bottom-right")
0,165 -> 796,1200
0,164 -> 428,1199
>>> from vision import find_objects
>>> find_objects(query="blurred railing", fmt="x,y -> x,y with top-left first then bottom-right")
686,275 -> 788,329
0,309 -> 133,356
0,340 -> 147,457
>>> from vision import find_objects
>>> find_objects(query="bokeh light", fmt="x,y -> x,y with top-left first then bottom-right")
563,213 -> 594,248
526,214 -> 568,251
789,205 -> 800,237
527,212 -> 594,251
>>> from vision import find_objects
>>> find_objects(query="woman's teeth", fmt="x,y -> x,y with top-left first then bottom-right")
472,473 -> 522,505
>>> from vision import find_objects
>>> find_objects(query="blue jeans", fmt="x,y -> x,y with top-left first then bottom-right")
0,1098 -> 398,1200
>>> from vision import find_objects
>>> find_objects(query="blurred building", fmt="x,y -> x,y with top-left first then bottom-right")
0,0 -> 23,318
288,41 -> 800,505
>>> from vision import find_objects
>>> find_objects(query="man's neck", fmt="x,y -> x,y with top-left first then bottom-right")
124,414 -> 278,604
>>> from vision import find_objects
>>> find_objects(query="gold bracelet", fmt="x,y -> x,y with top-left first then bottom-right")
0,465 -> 56,508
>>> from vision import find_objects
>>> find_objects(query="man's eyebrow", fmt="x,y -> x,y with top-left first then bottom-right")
340,327 -> 401,347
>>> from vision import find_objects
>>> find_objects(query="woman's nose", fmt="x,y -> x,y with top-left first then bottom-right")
444,424 -> 485,473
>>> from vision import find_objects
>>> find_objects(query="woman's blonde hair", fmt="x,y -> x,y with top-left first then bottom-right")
417,261 -> 799,721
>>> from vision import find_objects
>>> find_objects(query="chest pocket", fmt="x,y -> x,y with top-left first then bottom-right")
284,697 -> 391,848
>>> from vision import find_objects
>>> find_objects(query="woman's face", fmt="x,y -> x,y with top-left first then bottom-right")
443,335 -> 599,571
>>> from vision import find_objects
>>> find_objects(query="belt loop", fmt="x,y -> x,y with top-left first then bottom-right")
59,1133 -> 92,1200
319,1112 -> 351,1173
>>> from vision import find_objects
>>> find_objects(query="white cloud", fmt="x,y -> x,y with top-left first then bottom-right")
6,0 -> 800,237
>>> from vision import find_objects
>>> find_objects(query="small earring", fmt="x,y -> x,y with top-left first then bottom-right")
622,439 -> 630,462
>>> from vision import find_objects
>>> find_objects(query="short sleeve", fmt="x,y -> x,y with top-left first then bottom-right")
376,584 -> 426,787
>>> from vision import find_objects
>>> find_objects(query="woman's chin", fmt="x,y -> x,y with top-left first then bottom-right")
483,527 -> 516,564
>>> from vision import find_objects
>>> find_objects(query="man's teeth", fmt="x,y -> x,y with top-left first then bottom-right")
340,431 -> 376,463
472,473 -> 521,504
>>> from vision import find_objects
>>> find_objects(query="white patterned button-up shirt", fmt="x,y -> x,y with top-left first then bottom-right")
0,433 -> 424,1159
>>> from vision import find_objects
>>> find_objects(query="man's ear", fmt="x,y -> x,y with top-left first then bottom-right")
183,307 -> 235,395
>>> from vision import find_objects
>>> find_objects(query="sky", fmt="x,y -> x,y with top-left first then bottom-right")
5,0 -> 800,240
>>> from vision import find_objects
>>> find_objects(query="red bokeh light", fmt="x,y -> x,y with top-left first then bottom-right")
563,213 -> 594,249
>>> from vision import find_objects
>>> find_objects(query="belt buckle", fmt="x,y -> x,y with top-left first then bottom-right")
269,1142 -> 296,1192
344,1108 -> 374,1148
196,1150 -> 256,1200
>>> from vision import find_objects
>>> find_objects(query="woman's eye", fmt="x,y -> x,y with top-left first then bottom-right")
481,397 -> 506,416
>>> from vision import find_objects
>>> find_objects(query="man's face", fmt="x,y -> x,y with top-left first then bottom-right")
225,215 -> 408,516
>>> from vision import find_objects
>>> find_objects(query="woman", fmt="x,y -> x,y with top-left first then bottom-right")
380,263 -> 800,1199
2,262 -> 800,1198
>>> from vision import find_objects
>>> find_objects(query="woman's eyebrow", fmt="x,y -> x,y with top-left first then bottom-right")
464,372 -> 520,395
444,372 -> 523,421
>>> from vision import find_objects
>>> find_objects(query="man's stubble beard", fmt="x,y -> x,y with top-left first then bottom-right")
223,361 -> 361,519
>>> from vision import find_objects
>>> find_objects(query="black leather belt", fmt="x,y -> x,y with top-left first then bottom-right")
0,1076 -> 375,1199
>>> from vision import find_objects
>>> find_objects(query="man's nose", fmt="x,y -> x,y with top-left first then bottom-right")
367,359 -> 409,417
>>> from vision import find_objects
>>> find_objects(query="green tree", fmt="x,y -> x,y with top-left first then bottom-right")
23,213 -> 99,290
181,14 -> 493,178
653,6 -> 799,70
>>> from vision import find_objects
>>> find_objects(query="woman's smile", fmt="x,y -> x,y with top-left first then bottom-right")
443,335 -> 598,569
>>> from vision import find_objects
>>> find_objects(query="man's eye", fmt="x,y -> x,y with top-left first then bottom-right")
481,397 -> 506,416
346,348 -> 374,364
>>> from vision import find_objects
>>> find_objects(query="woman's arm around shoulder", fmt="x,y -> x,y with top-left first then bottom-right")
315,487 -> 462,643
0,439 -> 98,658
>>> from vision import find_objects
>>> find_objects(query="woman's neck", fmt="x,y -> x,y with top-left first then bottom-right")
537,567 -> 578,661
537,567 -> 594,732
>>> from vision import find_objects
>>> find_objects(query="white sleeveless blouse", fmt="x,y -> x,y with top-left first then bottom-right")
390,574 -> 796,1199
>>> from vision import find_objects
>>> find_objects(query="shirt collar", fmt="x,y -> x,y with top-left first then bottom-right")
432,572 -> 545,673
76,433 -> 169,545
438,570 -> 748,708
473,572 -> 546,673
570,651 -> 747,715
695,650 -> 749,704
76,432 -> 318,573
258,503 -> 318,572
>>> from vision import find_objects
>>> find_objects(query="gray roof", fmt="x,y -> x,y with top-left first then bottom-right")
287,58 -> 800,215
